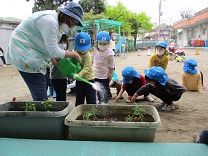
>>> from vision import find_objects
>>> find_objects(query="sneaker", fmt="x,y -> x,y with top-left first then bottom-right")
168,103 -> 176,110
144,95 -> 154,102
125,99 -> 131,103
3,64 -> 6,68
161,103 -> 175,111
161,104 -> 171,111
193,133 -> 199,143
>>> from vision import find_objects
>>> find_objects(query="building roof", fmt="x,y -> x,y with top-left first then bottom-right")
173,7 -> 208,29
0,17 -> 22,24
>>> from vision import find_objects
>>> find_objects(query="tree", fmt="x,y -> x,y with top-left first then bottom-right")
106,2 -> 132,35
129,12 -> 153,49
82,11 -> 107,43
26,0 -> 70,12
179,9 -> 193,19
79,0 -> 106,14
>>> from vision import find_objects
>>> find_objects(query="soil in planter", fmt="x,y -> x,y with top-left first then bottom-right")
8,106 -> 64,111
77,114 -> 154,122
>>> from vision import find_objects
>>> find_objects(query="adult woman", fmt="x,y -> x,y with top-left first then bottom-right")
7,2 -> 83,101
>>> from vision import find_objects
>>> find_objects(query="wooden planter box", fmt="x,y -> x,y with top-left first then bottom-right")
65,104 -> 161,142
0,101 -> 73,140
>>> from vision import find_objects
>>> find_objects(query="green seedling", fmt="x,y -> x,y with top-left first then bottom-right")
25,102 -> 36,111
41,100 -> 54,111
125,104 -> 146,122
83,106 -> 98,121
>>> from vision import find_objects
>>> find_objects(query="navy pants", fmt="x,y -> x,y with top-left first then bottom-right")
0,56 -> 6,65
150,86 -> 182,105
19,71 -> 48,101
75,80 -> 96,106
198,130 -> 208,144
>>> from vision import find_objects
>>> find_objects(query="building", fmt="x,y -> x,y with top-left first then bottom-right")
173,7 -> 208,47
0,17 -> 22,65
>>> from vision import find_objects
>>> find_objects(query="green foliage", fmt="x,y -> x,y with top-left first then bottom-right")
125,105 -> 146,122
31,0 -> 68,12
25,102 -> 36,111
41,100 -> 54,111
83,106 -> 98,121
79,0 -> 106,15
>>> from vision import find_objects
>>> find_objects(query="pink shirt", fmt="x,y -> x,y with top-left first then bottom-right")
92,47 -> 115,79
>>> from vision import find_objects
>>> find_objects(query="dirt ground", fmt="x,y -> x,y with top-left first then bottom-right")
1,48 -> 208,143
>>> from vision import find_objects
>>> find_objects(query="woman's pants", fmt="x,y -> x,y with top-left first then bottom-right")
19,71 -> 48,101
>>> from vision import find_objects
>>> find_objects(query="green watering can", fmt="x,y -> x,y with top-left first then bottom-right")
58,58 -> 82,78
58,58 -> 100,91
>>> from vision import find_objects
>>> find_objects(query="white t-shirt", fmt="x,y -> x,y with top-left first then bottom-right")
92,47 -> 115,79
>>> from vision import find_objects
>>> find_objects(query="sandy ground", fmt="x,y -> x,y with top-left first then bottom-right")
1,48 -> 208,143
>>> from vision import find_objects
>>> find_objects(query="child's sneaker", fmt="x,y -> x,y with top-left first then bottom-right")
143,95 -> 154,102
168,103 -> 176,110
125,99 -> 131,103
161,103 -> 175,111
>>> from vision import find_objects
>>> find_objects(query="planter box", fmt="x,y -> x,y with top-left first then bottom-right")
0,101 -> 73,140
65,104 -> 161,142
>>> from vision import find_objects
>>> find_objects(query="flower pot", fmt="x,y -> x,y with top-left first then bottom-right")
64,104 -> 161,142
0,101 -> 73,140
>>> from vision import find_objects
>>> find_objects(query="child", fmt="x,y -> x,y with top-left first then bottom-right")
115,66 -> 154,103
92,31 -> 115,104
176,46 -> 186,62
181,59 -> 205,94
131,66 -> 186,111
193,129 -> 208,144
0,46 -> 6,67
109,68 -> 123,99
50,34 -> 69,101
121,44 -> 126,59
168,42 -> 176,61
74,32 -> 96,106
149,41 -> 169,70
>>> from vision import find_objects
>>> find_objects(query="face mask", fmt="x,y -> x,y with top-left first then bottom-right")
156,51 -> 164,56
58,43 -> 67,50
59,23 -> 70,32
98,45 -> 108,51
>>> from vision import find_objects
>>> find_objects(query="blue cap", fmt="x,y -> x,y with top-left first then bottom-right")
122,66 -> 140,84
75,32 -> 91,51
155,41 -> 167,49
96,31 -> 110,42
183,59 -> 198,74
144,66 -> 168,85
58,2 -> 84,26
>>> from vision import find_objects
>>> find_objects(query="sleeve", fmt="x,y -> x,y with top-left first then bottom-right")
162,56 -> 169,70
136,84 -> 153,96
197,72 -> 202,91
108,55 -> 115,68
149,55 -> 155,68
78,52 -> 91,78
139,74 -> 146,86
35,15 -> 65,59
181,72 -> 186,87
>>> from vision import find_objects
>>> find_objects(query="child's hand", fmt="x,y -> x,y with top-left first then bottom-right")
131,93 -> 138,102
199,90 -> 205,94
108,72 -> 112,80
115,96 -> 120,102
